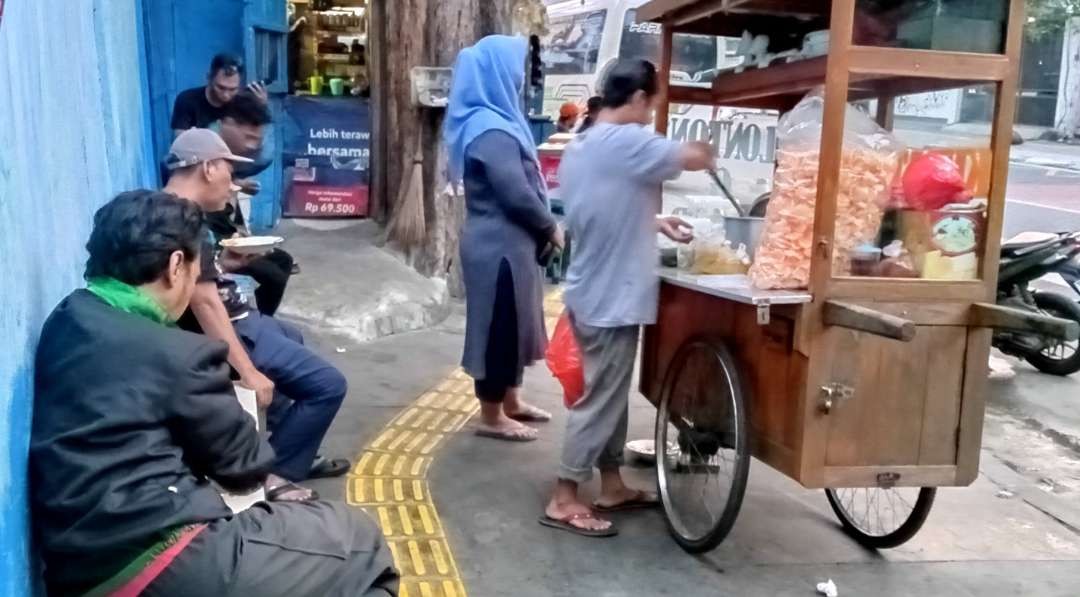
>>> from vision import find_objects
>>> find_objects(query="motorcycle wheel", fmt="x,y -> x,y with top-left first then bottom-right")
1024,292 -> 1080,376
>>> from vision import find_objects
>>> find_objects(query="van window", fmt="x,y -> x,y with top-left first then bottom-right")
619,9 -> 726,83
541,10 -> 607,76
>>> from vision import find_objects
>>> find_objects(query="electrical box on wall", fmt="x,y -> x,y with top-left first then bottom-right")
410,67 -> 452,108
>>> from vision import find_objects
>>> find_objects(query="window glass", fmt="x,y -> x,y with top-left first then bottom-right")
541,10 -> 607,76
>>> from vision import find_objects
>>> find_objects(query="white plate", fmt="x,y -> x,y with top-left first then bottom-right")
220,235 -> 284,255
625,439 -> 679,463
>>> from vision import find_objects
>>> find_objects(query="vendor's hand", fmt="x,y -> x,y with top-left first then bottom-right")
219,248 -> 259,273
658,216 -> 694,244
239,369 -> 275,409
550,224 -> 566,251
680,141 -> 717,172
236,178 -> 262,195
247,81 -> 269,105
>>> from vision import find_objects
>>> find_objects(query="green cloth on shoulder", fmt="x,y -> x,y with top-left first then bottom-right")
86,277 -> 174,326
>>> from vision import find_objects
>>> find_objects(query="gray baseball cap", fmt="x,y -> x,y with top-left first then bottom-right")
164,128 -> 254,170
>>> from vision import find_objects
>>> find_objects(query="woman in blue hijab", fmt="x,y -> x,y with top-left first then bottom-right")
444,35 -> 563,442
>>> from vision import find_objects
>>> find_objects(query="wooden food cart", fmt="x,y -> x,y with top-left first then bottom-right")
635,0 -> 1079,553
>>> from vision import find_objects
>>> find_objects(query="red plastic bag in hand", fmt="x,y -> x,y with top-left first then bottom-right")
902,153 -> 969,211
545,311 -> 585,408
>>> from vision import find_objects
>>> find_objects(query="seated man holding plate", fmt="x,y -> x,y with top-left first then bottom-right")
165,129 -> 352,502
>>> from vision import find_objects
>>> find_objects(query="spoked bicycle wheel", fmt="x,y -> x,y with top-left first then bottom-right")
655,339 -> 750,553
825,487 -> 936,549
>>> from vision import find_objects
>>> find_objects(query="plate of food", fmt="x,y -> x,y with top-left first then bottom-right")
220,235 -> 284,255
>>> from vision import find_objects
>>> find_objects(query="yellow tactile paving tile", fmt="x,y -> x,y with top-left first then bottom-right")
352,452 -> 433,478
349,477 -> 429,504
346,381 -> 475,594
347,291 -> 564,597
398,578 -> 468,597
387,538 -> 459,577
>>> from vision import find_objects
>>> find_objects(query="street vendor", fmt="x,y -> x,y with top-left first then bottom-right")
542,59 -> 714,537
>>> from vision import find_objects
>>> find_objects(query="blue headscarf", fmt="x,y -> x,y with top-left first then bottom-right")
443,35 -> 537,181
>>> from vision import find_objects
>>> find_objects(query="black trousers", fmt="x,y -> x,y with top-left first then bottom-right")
237,248 -> 294,316
475,260 -> 523,402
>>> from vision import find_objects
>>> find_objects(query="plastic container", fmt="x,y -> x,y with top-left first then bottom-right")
850,244 -> 882,277
329,78 -> 345,96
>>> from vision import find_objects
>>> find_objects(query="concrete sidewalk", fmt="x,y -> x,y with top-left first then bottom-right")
276,219 -> 451,344
432,366 -> 1080,596
269,223 -> 1080,595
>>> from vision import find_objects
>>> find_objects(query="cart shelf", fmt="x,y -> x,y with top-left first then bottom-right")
668,52 -> 997,110
639,0 -> 829,38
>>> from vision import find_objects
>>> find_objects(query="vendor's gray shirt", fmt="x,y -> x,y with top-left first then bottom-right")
561,122 -> 683,327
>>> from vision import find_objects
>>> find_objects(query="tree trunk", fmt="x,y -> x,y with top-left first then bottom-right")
1056,18 -> 1080,140
378,0 -> 516,296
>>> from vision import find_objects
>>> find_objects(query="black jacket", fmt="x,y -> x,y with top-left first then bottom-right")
30,290 -> 275,595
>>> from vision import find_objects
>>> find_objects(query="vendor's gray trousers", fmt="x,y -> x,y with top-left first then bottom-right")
144,501 -> 399,597
558,321 -> 640,483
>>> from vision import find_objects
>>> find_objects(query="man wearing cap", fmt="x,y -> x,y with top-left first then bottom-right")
165,129 -> 351,502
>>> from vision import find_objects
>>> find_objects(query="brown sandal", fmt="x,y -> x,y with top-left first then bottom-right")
539,512 -> 618,538
593,490 -> 660,513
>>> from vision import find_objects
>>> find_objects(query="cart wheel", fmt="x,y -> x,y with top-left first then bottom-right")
655,339 -> 750,553
825,487 -> 936,549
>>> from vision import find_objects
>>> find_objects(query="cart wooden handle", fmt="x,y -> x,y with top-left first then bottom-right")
970,303 -> 1080,341
823,300 -> 916,342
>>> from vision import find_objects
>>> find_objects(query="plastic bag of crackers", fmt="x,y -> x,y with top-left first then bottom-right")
748,88 -> 902,289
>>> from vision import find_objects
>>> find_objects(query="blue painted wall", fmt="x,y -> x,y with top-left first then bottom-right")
141,0 -> 287,232
142,0 -> 245,185
0,2 -> 155,594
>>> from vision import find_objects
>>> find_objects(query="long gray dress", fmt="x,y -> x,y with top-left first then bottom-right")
460,130 -> 556,383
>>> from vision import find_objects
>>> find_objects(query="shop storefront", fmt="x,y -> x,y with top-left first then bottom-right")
282,1 -> 372,219
140,0 -> 377,230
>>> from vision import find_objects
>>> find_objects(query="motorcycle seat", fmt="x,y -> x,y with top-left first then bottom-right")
1002,231 -> 1061,256
1002,231 -> 1058,250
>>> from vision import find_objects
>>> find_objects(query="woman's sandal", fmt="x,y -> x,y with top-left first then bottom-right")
505,404 -> 552,423
266,481 -> 319,502
592,489 -> 660,513
539,512 -> 618,538
474,425 -> 538,442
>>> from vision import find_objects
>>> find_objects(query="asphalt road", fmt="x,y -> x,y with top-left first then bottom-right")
1004,162 -> 1080,237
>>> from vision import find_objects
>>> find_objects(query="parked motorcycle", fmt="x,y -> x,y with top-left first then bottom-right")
994,231 -> 1080,376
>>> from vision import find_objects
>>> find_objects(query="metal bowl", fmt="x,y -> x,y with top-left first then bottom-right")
723,217 -> 764,258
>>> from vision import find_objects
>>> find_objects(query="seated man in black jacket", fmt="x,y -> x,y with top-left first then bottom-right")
30,190 -> 397,596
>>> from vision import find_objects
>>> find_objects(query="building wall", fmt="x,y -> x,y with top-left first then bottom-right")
0,2 -> 155,594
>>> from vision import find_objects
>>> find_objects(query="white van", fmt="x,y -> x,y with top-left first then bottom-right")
540,0 -> 778,213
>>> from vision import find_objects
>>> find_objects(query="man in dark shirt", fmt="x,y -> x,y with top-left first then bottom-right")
31,190 -> 397,596
171,53 -> 268,136
164,129 -> 352,501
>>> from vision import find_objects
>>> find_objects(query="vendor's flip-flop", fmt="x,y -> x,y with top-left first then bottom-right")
539,512 -> 618,538
506,404 -> 552,423
474,426 -> 537,442
592,490 -> 660,513
309,456 -> 351,479
266,481 -> 319,502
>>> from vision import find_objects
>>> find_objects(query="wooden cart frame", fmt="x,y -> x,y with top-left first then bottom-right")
632,0 -> 1080,552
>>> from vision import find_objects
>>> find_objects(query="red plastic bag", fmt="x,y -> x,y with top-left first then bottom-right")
545,311 -> 585,408
902,153 -> 969,211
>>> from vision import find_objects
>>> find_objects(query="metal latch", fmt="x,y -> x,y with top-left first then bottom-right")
818,383 -> 854,414
876,472 -> 901,489
756,300 -> 770,325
